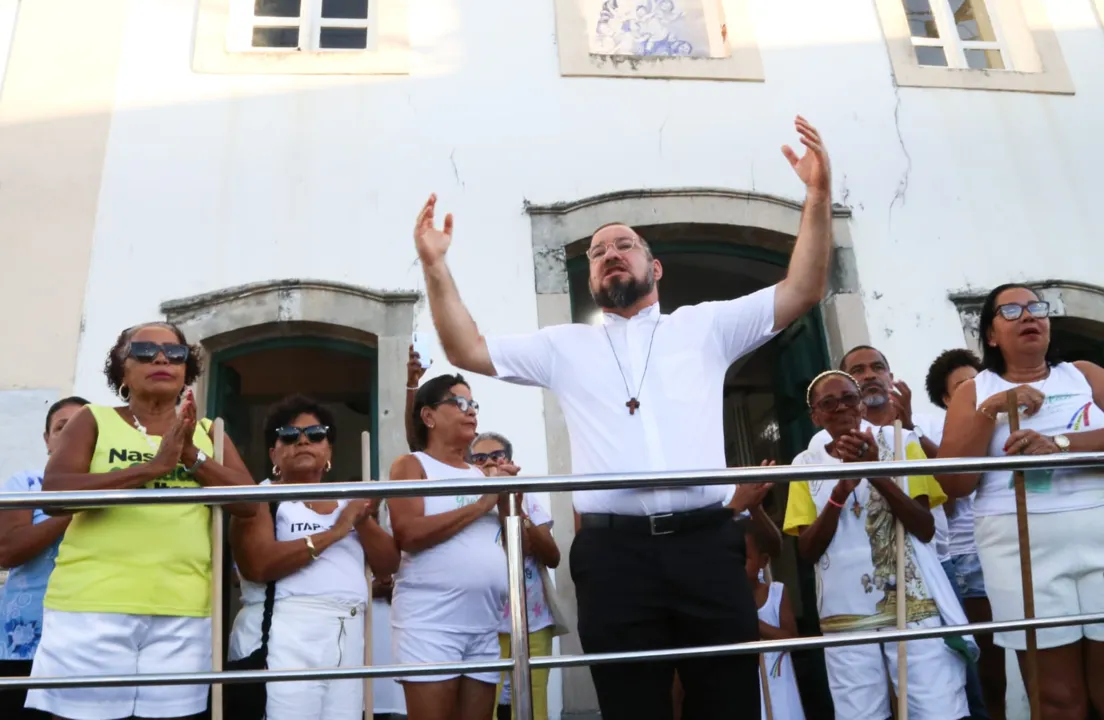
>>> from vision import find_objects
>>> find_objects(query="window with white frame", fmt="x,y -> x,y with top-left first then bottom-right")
902,0 -> 1006,70
243,0 -> 372,51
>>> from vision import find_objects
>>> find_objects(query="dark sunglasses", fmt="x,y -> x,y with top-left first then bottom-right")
470,449 -> 508,464
128,342 -> 189,364
814,392 -> 863,413
996,301 -> 1050,321
434,396 -> 479,415
276,425 -> 330,445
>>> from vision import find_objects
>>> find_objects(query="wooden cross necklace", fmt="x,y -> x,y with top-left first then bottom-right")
602,318 -> 660,415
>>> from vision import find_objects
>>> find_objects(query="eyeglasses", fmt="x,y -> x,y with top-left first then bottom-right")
435,396 -> 479,415
128,342 -> 189,364
470,449 -> 508,464
813,392 -> 862,413
996,301 -> 1050,321
585,236 -> 640,261
276,425 -> 330,445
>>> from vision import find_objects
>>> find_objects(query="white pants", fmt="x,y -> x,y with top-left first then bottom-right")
824,617 -> 968,720
392,625 -> 500,685
976,506 -> 1104,650
25,609 -> 211,720
263,596 -> 366,720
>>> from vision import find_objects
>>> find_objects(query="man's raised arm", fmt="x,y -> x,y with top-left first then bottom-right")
773,116 -> 833,333
414,194 -> 496,376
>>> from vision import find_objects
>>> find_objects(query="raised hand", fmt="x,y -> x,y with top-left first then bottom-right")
891,380 -> 914,430
413,194 -> 454,267
781,116 -> 831,196
407,345 -> 428,388
178,389 -> 200,466
338,500 -> 373,532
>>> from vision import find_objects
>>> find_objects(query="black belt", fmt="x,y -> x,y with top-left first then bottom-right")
579,504 -> 732,536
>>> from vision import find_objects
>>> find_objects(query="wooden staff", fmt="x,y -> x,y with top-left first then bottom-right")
760,564 -> 775,720
211,418 -> 226,720
893,420 -> 908,720
1006,389 -> 1041,719
362,430 -> 374,719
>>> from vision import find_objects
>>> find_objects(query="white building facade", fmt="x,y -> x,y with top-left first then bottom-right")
2,0 -> 1104,717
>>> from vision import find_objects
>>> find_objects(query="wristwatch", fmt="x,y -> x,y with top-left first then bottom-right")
913,425 -> 925,439
1053,434 -> 1071,453
185,450 -> 208,474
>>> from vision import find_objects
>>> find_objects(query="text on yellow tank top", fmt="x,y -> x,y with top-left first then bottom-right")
44,404 -> 215,617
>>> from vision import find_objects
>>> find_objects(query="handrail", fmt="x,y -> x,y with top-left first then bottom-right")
4,611 -> 1102,690
5,451 -> 1103,718
2,452 -> 1102,509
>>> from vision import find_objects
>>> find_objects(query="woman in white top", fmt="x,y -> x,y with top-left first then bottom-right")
229,395 -> 400,720
388,374 -> 509,720
467,431 -> 562,720
783,371 -> 971,720
939,284 -> 1104,720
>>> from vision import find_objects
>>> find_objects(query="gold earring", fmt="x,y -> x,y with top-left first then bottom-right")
272,465 -> 280,477
325,461 -> 332,473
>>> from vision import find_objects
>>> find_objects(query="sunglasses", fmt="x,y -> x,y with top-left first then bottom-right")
276,425 -> 330,445
585,236 -> 640,261
128,342 -> 189,364
434,396 -> 479,415
814,392 -> 863,413
996,301 -> 1050,321
470,449 -> 509,464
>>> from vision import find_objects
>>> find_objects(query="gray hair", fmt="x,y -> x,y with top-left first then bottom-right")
468,432 -> 513,461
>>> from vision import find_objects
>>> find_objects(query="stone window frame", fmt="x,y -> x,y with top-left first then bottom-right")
552,0 -> 764,82
871,0 -> 1073,94
950,280 -> 1104,354
161,279 -> 419,475
193,0 -> 410,75
523,187 -> 860,714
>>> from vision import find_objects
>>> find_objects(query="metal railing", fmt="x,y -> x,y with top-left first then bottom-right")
3,451 -> 1103,719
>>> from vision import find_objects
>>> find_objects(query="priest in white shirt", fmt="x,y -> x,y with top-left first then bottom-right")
411,116 -> 833,720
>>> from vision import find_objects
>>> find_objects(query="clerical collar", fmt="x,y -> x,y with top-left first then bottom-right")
601,301 -> 660,325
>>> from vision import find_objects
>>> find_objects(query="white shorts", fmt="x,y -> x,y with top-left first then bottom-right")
25,609 -> 211,720
976,505 -> 1104,650
261,596 -> 366,720
824,617 -> 968,720
391,626 -> 500,685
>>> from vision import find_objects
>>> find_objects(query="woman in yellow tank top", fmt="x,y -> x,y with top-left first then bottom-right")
24,322 -> 257,720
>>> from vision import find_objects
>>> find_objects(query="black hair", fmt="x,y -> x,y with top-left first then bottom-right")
978,283 -> 1061,375
839,345 -> 889,372
924,349 -> 983,409
745,520 -> 777,561
263,394 -> 337,450
45,396 -> 90,434
412,373 -> 470,450
103,322 -> 203,397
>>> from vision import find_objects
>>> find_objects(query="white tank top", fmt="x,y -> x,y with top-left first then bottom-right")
973,363 -> 1104,516
390,452 -> 508,633
758,582 -> 806,720
241,481 -> 368,606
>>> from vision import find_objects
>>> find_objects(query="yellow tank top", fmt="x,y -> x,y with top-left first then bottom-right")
44,405 -> 215,617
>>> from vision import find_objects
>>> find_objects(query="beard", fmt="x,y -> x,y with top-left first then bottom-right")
862,384 -> 890,408
591,265 -> 655,310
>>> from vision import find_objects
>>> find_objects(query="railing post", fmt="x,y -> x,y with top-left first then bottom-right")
506,493 -> 533,720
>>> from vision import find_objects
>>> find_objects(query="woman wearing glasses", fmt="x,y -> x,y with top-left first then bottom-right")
228,394 -> 399,720
25,322 -> 257,720
939,284 -> 1104,719
388,374 -> 509,720
783,370 -> 972,720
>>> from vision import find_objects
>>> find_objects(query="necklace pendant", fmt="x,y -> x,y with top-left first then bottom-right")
626,398 -> 640,415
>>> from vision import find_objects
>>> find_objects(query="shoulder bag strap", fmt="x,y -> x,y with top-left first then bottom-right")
258,502 -> 279,653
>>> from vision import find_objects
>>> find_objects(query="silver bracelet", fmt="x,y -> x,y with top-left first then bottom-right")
406,386 -> 418,391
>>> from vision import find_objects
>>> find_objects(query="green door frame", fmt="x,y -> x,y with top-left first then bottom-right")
205,336 -> 380,480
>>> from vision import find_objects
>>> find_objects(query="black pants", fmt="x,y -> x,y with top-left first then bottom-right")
0,660 -> 49,720
571,515 -> 760,720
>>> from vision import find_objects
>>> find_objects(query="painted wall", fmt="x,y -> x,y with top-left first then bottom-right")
4,0 -> 1104,716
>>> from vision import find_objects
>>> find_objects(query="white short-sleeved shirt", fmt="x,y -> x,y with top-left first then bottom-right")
486,286 -> 778,516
